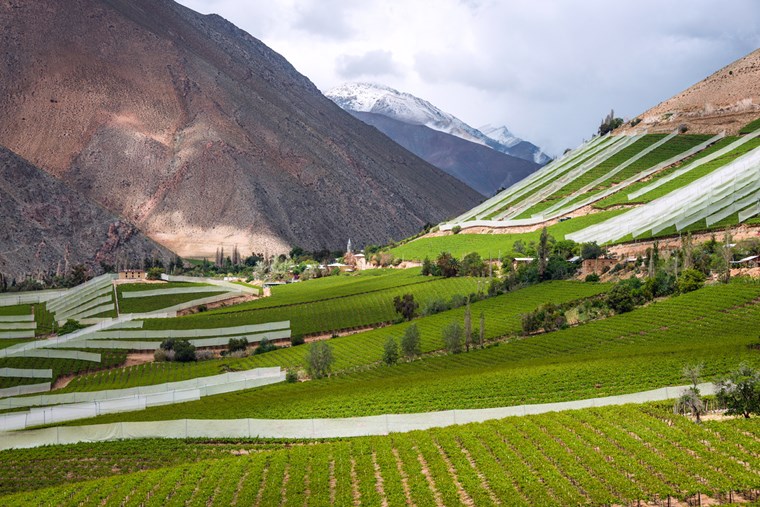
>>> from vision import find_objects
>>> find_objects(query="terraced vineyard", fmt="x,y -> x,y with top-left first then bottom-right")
0,351 -> 126,389
60,281 -> 609,393
2,404 -> 758,506
116,282 -> 223,314
61,281 -> 759,423
140,276 -> 482,337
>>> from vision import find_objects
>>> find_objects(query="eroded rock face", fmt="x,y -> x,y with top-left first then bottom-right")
0,146 -> 172,279
0,0 -> 480,259
618,49 -> 760,135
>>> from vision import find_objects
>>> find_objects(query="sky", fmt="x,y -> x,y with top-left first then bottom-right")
177,0 -> 760,156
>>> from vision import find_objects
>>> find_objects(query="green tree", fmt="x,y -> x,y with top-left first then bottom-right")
421,257 -> 433,276
146,267 -> 163,280
228,337 -> 249,353
442,321 -> 463,354
606,283 -> 635,313
460,252 -> 485,277
537,227 -> 550,280
598,109 -> 624,135
716,364 -> 760,418
479,311 -> 485,348
400,323 -> 421,358
383,336 -> 399,365
436,252 -> 459,278
675,387 -> 705,423
677,269 -> 706,294
464,301 -> 472,352
305,341 -> 334,379
580,242 -> 603,260
393,293 -> 419,321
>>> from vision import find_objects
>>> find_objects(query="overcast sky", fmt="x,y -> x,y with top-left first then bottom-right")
177,0 -> 759,156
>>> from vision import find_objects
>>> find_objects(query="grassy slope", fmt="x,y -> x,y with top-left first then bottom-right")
62,281 -> 759,422
390,209 -> 626,261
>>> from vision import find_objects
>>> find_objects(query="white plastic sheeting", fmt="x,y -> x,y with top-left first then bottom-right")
452,134 -> 612,222
0,382 -> 714,449
568,146 -> 760,244
629,128 -> 760,200
162,274 -> 260,295
0,367 -> 283,409
56,294 -> 112,321
0,330 -> 35,340
120,286 -> 227,298
0,368 -> 285,430
0,382 -> 51,399
0,321 -> 36,330
47,275 -> 114,313
0,348 -> 101,362
60,329 -> 292,350
0,290 -> 67,307
63,302 -> 115,323
0,368 -> 52,378
738,201 -> 760,222
87,321 -> 290,340
0,314 -> 35,322
496,135 -> 643,221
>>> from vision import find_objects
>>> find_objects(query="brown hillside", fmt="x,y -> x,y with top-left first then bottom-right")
0,146 -> 172,279
619,48 -> 760,135
0,0 -> 480,258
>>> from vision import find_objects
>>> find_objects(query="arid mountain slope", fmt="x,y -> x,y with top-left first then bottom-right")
0,0 -> 480,258
352,111 -> 539,197
0,146 -> 172,279
620,48 -> 760,135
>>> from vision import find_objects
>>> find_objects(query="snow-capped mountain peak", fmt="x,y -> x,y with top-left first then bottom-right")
326,82 -> 550,165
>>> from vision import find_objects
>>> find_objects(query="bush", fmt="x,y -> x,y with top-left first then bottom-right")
253,337 -> 278,355
153,348 -> 170,362
521,303 -> 567,335
460,252 -> 485,277
146,267 -> 163,280
291,335 -> 305,346
160,338 -> 196,362
442,321 -> 463,354
436,252 -> 459,278
400,323 -> 421,358
606,283 -> 636,314
57,319 -> 85,336
585,273 -> 600,282
421,257 -> 433,276
172,339 -> 197,362
228,337 -> 249,353
449,294 -> 468,309
451,225 -> 461,234
383,337 -> 399,365
305,341 -> 334,379
421,298 -> 449,316
393,293 -> 418,321
285,370 -> 299,383
581,242 -> 603,260
677,269 -> 706,294
716,364 -> 760,418
195,349 -> 215,361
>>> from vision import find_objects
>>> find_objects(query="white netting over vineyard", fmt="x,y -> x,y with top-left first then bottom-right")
120,286 -> 228,298
568,147 -> 760,244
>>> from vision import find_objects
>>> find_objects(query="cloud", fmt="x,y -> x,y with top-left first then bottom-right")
177,0 -> 760,156
336,50 -> 402,79
294,1 -> 356,40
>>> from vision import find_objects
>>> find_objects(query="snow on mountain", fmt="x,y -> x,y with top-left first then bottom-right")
479,124 -> 521,148
326,82 -> 550,165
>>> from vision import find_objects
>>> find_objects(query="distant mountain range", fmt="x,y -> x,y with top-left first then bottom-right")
0,0 -> 481,277
326,83 -> 549,195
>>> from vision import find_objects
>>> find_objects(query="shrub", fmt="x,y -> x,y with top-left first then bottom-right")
422,298 -> 449,316
460,252 -> 486,277
383,337 -> 399,365
393,293 -> 418,321
677,269 -> 706,294
253,337 -> 279,355
606,283 -> 636,313
228,337 -> 249,353
436,252 -> 459,278
285,370 -> 299,383
400,323 -> 421,358
305,341 -> 334,379
451,225 -> 462,234
153,348 -> 170,362
57,319 -> 85,336
197,304 -> 208,313
449,294 -> 468,309
291,335 -> 305,346
716,364 -> 760,418
172,339 -> 197,362
585,273 -> 600,282
581,242 -> 603,260
195,349 -> 215,361
146,267 -> 163,280
442,321 -> 463,354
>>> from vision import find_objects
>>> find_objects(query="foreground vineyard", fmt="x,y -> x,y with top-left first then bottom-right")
2,404 -> 758,506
